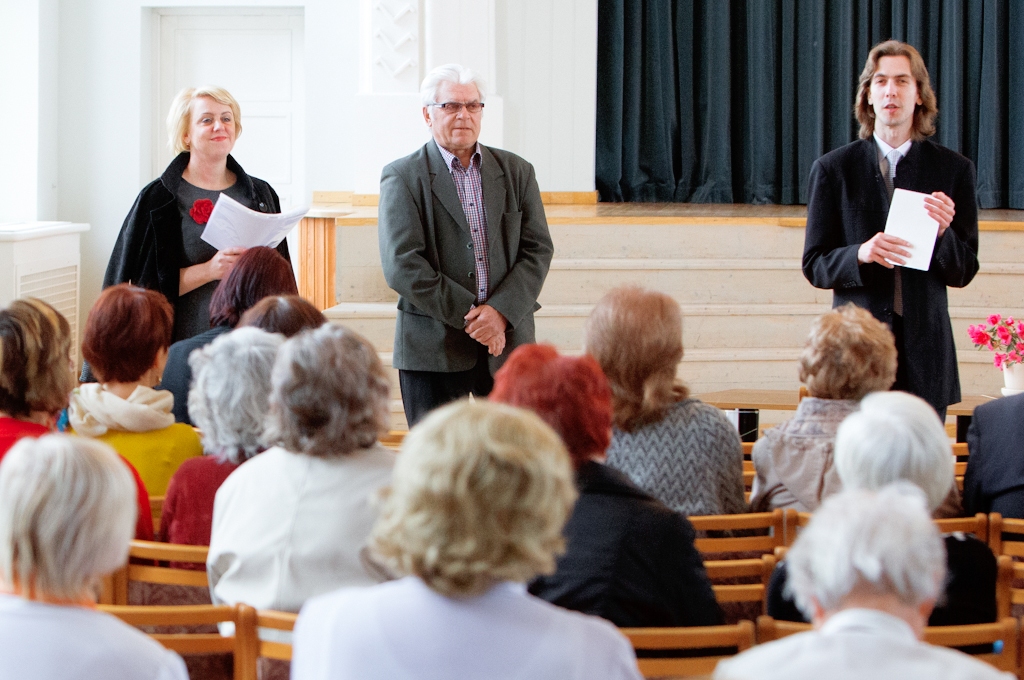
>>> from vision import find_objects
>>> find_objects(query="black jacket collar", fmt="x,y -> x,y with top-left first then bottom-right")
159,152 -> 256,199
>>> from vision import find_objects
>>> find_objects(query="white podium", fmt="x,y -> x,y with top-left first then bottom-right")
0,221 -> 90,362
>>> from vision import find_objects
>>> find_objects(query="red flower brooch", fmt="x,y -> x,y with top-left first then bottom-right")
190,198 -> 215,225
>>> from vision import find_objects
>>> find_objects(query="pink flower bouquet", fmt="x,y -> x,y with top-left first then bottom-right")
967,314 -> 1024,369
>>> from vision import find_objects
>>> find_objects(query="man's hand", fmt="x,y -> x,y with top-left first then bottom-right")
857,233 -> 912,268
465,305 -> 508,356
924,191 -> 955,238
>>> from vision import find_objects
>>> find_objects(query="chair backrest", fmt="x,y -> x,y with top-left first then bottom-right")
150,495 -> 165,533
690,510 -> 786,557
703,554 -> 775,614
934,513 -> 989,543
379,430 -> 406,451
254,609 -> 298,662
100,604 -> 257,680
756,616 -> 1019,673
621,621 -> 755,678
100,540 -> 210,605
741,442 -> 754,457
987,513 -> 1024,616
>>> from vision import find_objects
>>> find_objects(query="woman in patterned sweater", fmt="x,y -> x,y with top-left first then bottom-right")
586,286 -> 746,517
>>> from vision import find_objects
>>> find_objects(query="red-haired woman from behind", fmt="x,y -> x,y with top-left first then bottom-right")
70,284 -> 202,497
490,344 -> 722,628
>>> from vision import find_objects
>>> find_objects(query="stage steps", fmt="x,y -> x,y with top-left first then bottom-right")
324,213 -> 1024,431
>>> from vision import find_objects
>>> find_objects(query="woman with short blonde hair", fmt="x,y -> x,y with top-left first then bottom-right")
0,434 -> 188,680
97,84 -> 289,353
585,286 -> 745,516
750,304 -> 897,512
291,400 -> 644,680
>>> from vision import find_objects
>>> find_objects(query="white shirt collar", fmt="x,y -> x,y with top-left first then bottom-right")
873,133 -> 912,159
434,140 -> 482,172
819,608 -> 918,643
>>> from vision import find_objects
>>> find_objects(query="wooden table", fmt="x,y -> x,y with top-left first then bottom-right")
695,389 -> 999,442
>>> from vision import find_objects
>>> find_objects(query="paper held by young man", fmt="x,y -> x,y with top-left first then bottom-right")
883,188 -> 939,271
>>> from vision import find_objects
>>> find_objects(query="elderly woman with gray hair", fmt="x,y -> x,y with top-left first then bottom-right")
207,323 -> 395,616
716,486 -> 1011,680
766,391 -> 997,628
158,327 -> 284,548
0,434 -> 188,680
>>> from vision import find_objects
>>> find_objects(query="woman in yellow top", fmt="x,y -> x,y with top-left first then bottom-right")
69,284 -> 201,495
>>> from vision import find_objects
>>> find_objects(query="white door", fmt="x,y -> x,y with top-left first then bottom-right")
154,8 -> 305,211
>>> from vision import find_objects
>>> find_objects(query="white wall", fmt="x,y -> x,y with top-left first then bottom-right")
0,0 -> 59,222
48,0 -> 595,312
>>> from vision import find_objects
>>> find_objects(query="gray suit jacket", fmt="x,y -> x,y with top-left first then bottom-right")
378,142 -> 553,373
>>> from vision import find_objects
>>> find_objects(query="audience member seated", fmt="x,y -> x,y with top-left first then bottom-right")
70,284 -> 202,496
292,400 -> 643,680
159,245 -> 298,425
0,434 -> 188,680
964,391 -> 1024,517
767,392 -> 995,627
160,328 -> 284,550
491,343 -> 722,628
586,286 -> 745,516
238,294 -> 327,336
0,299 -> 77,458
0,298 -> 154,540
715,486 -> 1010,680
207,324 -> 395,617
749,304 -> 896,512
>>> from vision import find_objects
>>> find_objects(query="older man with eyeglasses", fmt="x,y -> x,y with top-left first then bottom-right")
378,63 -> 553,427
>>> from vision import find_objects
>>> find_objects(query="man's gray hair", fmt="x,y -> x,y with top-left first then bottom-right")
265,323 -> 390,458
0,434 -> 136,600
834,391 -> 954,511
787,485 -> 945,618
188,327 -> 284,464
420,63 -> 487,107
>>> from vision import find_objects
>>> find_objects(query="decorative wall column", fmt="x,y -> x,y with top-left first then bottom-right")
352,0 -> 502,194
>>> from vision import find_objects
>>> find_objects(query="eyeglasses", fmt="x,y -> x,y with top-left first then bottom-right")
430,101 -> 485,114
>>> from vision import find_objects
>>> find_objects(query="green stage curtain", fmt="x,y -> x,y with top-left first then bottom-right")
596,0 -> 1024,208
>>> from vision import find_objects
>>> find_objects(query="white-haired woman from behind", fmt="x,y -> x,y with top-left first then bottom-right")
767,391 -> 996,627
159,327 -> 284,548
291,400 -> 643,680
715,486 -> 1012,680
0,435 -> 188,680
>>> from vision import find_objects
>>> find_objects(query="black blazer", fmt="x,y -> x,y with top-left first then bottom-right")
802,138 -> 979,411
529,461 -> 723,628
964,392 -> 1024,517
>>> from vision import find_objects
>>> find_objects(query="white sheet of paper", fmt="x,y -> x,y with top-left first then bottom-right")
201,193 -> 308,250
883,188 -> 939,271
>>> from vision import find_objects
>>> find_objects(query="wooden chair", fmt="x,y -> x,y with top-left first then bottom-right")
756,616 -> 1019,672
689,510 -> 786,558
150,495 -> 165,534
704,554 -> 775,614
935,513 -> 989,542
252,609 -> 298,664
379,430 -> 407,451
987,514 -> 1024,616
99,604 -> 257,680
100,540 -> 209,605
621,621 -> 755,678
741,442 -> 753,458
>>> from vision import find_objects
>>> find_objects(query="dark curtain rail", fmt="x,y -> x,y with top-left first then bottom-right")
596,0 -> 1024,208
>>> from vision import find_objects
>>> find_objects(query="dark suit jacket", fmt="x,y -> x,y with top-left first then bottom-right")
964,392 -> 1024,516
803,138 -> 979,411
529,461 -> 723,628
377,142 -> 553,374
158,324 -> 232,425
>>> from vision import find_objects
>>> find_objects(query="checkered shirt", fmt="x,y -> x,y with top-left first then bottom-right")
436,141 -> 489,303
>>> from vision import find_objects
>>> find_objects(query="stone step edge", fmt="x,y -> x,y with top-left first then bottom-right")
373,348 -> 1003,367
326,302 -> 1023,321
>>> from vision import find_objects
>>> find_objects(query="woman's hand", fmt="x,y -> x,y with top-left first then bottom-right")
179,247 -> 246,295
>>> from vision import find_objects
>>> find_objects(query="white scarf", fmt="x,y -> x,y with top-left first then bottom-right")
68,384 -> 175,437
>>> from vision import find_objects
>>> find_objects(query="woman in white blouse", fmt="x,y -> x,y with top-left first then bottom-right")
0,434 -> 187,680
291,400 -> 644,680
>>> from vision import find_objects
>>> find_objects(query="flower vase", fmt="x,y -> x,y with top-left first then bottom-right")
1004,363 -> 1024,394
